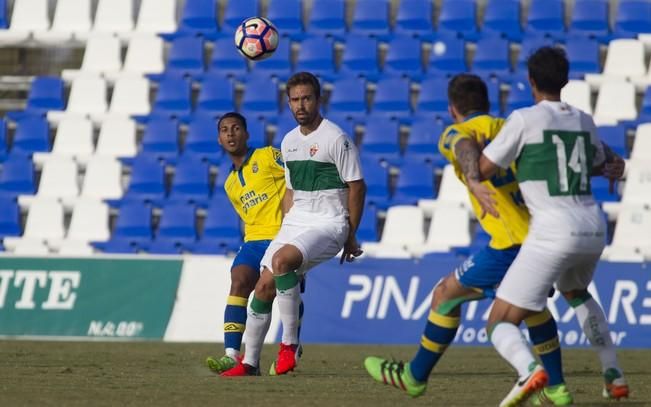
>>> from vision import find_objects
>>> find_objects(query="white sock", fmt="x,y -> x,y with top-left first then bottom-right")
491,322 -> 537,378
574,297 -> 621,374
225,348 -> 239,359
242,306 -> 272,368
276,284 -> 301,345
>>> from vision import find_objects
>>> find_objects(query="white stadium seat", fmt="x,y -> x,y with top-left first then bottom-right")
602,161 -> 651,219
419,164 -> 472,216
8,199 -> 65,245
0,0 -> 49,45
631,123 -> 651,162
362,205 -> 425,258
95,117 -> 138,158
411,203 -> 471,256
62,35 -> 122,81
80,156 -> 124,201
117,34 -> 165,78
48,76 -> 108,124
604,205 -> 651,261
19,157 -> 79,208
56,240 -> 95,255
88,0 -> 134,40
586,39 -> 646,87
10,239 -> 50,255
561,80 -> 592,115
49,117 -> 95,162
592,81 -> 637,126
98,75 -> 151,120
33,0 -> 92,44
134,0 -> 177,35
67,199 -> 111,242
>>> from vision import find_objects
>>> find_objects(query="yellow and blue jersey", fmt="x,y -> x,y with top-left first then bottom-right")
224,146 -> 286,242
438,113 -> 530,249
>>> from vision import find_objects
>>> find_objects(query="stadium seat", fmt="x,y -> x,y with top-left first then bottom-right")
602,160 -> 651,220
487,79 -> 502,115
438,0 -> 478,41
614,0 -> 651,39
586,39 -> 645,86
119,155 -> 167,205
0,197 -> 21,237
149,75 -> 192,121
208,38 -> 249,79
183,115 -> 221,163
22,76 -> 65,116
272,115 -> 297,147
80,156 -> 124,201
371,77 -> 412,119
416,76 -> 449,118
47,76 -> 108,124
267,0 -> 304,38
33,0 -> 92,44
48,117 -> 95,162
0,155 -> 35,198
394,0 -> 434,40
357,205 -> 378,242
0,0 -> 7,29
482,0 -> 523,42
306,0 -> 346,38
339,35 -> 380,81
640,86 -> 651,118
134,0 -> 177,35
431,164 -> 471,209
156,202 -> 198,245
359,116 -> 401,163
569,0 -> 610,42
384,35 -> 425,81
392,160 -> 437,204
215,160 -> 235,187
0,0 -> 49,45
561,80 -> 592,114
240,77 -> 280,121
168,158 -> 211,207
93,237 -> 139,253
516,36 -> 553,73
12,116 -> 50,154
65,199 -> 111,243
0,120 -> 7,161
593,81 -> 637,125
631,123 -> 651,162
361,157 -> 390,208
91,0 -> 134,40
328,77 -> 368,120
13,198 -> 65,241
140,118 -> 180,162
505,79 -> 534,115
591,176 -> 620,203
296,37 -> 337,80
109,201 -> 153,243
222,0 -> 260,33
119,34 -> 165,78
246,119 -> 267,148
362,205 -> 425,258
176,0 -> 219,38
411,203 -> 471,255
57,240 -> 95,255
198,196 -> 243,251
405,118 -> 447,165
195,74 -> 236,118
100,75 -> 151,121
250,38 -> 292,80
565,37 -> 601,78
95,117 -> 138,159
526,0 -> 566,40
606,205 -> 651,261
22,156 -> 79,205
328,113 -> 358,139
351,0 -> 391,39
472,36 -> 511,79
429,36 -> 467,75
10,239 -> 49,255
163,36 -> 205,79
62,35 -> 122,81
597,124 -> 628,158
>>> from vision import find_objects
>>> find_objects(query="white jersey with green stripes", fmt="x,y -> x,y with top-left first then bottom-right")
483,101 -> 607,251
281,118 -> 363,224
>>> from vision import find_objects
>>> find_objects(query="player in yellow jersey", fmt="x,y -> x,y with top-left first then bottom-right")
205,112 -> 301,376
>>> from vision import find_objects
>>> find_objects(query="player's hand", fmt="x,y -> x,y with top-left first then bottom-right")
468,180 -> 499,219
603,156 -> 625,194
340,235 -> 363,264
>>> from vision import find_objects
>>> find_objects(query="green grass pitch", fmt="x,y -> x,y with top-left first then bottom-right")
1,341 -> 649,406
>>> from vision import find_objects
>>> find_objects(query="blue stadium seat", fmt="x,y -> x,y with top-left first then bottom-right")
267,0 -> 304,38
416,76 -> 448,118
641,86 -> 651,117
247,118 -> 268,148
119,155 -> 167,206
482,0 -> 523,42
340,35 -> 380,81
168,157 -> 212,207
526,0 -> 566,40
0,0 -> 7,29
156,202 -> 198,244
195,74 -> 236,118
392,161 -> 437,204
250,38 -> 292,80
222,0 -> 260,33
295,37 -> 337,81
306,0 -> 346,39
328,77 -> 368,120
516,36 -> 552,72
272,114 -> 296,147
12,116 -> 50,155
371,77 -> 412,120
208,38 -> 249,79
570,0 -> 611,42
472,36 -> 511,80
598,124 -> 628,158
360,157 -> 390,208
111,202 -> 153,243
184,114 -> 221,163
215,160 -> 235,187
0,197 -> 20,237
360,116 -> 401,163
0,119 -> 7,162
164,36 -> 205,78
505,79 -> 534,115
199,194 -> 243,251
8,76 -> 65,121
240,76 -> 280,121
438,0 -> 478,41
327,113 -> 358,139
487,78 -> 502,116
614,0 -> 651,38
592,176 -> 620,203
384,35 -> 425,81
143,240 -> 183,254
141,118 -> 180,162
351,0 -> 391,40
429,36 -> 467,75
395,0 -> 435,40
176,0 -> 219,39
0,154 -> 35,198
357,204 -> 378,241
94,238 -> 139,254
150,75 -> 193,121
406,118 -> 447,166
565,37 -> 601,78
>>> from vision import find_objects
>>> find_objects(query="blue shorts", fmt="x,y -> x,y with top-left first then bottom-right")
232,240 -> 272,271
454,245 -> 521,299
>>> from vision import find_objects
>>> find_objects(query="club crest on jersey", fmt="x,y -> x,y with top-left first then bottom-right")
251,162 -> 259,173
309,143 -> 319,157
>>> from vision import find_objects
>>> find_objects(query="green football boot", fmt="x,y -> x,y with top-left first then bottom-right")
205,355 -> 238,374
363,356 -> 427,398
530,383 -> 574,406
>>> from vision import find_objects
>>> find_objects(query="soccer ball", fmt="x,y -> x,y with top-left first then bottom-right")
234,17 -> 279,61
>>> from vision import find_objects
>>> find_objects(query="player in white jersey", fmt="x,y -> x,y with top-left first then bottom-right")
242,72 -> 366,376
466,47 -> 629,406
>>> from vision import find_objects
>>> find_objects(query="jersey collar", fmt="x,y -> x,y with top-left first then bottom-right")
462,111 -> 488,122
231,147 -> 255,172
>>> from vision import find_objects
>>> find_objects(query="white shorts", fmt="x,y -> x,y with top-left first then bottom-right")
260,218 -> 349,276
496,238 -> 603,311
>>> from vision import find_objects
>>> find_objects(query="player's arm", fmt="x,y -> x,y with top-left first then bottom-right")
281,188 -> 293,215
453,137 -> 499,218
342,178 -> 366,263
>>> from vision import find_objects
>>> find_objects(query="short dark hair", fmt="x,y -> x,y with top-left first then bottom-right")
218,112 -> 247,130
527,46 -> 569,94
447,74 -> 490,116
286,71 -> 321,99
